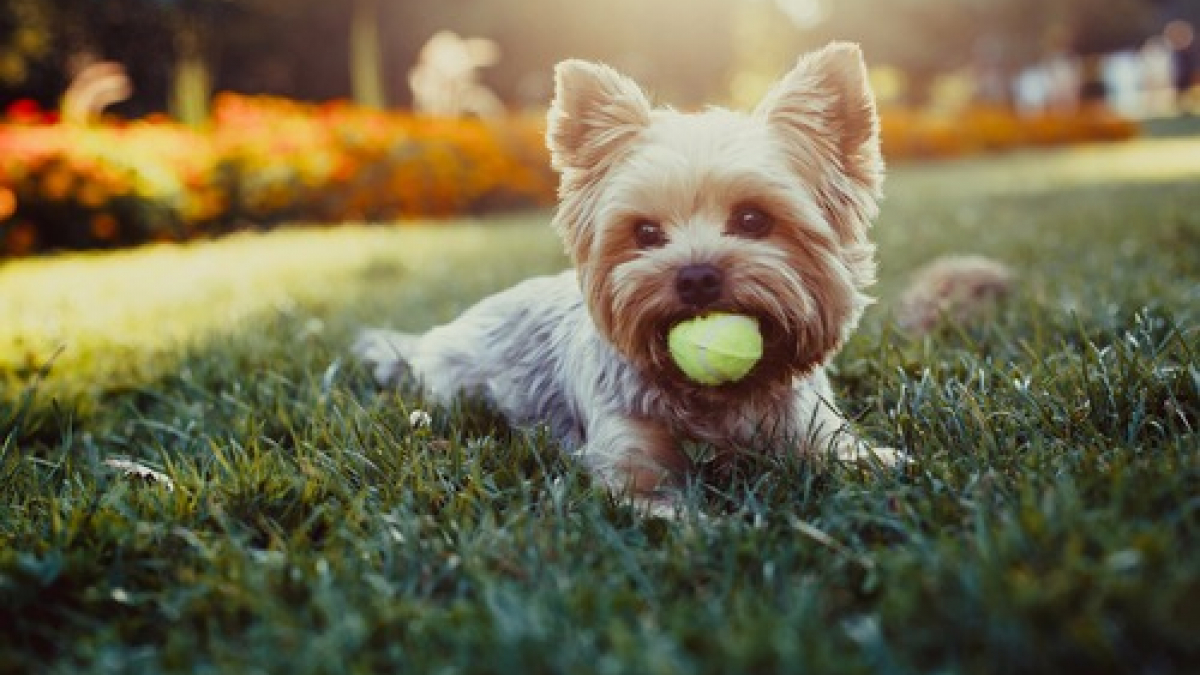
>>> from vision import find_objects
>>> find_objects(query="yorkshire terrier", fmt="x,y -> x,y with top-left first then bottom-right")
356,42 -> 903,514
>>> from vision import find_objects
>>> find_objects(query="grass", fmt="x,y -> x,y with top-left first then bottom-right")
2,137 -> 1199,674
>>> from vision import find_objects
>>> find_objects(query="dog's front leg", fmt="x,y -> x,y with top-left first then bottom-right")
580,413 -> 690,516
805,406 -> 908,467
791,371 -> 908,467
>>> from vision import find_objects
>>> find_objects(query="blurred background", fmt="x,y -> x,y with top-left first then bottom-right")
4,0 -> 1197,115
1,0 -> 1197,255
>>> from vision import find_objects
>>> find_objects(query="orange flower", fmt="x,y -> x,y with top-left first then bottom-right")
76,180 -> 110,208
90,213 -> 119,240
3,221 -> 37,256
40,167 -> 74,200
0,186 -> 16,220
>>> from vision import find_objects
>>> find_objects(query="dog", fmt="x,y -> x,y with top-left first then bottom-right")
356,42 -> 903,515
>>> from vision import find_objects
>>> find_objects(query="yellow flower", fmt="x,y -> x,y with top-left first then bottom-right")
76,180 -> 110,208
40,168 -> 74,200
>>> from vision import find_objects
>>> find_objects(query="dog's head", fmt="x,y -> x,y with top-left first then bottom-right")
546,42 -> 883,393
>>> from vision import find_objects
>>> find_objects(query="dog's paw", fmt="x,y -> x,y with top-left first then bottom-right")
630,495 -> 684,520
835,444 -> 911,468
352,329 -> 417,387
627,494 -> 714,522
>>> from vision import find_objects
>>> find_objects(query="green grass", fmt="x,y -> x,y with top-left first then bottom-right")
3,138 -> 1199,674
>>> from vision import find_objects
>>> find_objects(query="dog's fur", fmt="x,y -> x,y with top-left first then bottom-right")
356,42 -> 902,513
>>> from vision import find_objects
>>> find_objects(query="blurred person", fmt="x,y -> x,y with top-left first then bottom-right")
1101,50 -> 1144,118
1015,65 -> 1050,115
1140,36 -> 1177,116
1014,53 -> 1080,116
1044,52 -> 1081,113
1165,20 -> 1195,112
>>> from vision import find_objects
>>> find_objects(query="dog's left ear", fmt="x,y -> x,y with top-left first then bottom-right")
755,42 -> 883,199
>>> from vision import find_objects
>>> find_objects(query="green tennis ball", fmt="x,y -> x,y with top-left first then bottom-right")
668,313 -> 763,386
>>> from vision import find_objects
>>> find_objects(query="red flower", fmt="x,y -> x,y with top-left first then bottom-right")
6,99 -> 45,124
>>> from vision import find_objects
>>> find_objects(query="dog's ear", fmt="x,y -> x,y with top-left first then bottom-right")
547,60 -> 652,173
755,42 -> 882,196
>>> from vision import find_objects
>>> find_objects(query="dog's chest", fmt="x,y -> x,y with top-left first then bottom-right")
657,390 -> 795,449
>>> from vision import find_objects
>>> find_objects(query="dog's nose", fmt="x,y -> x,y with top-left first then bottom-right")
675,264 -> 724,307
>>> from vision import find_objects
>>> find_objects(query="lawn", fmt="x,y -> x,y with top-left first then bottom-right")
2,137 -> 1198,674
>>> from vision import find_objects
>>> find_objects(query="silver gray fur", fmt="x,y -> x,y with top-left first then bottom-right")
354,270 -> 895,500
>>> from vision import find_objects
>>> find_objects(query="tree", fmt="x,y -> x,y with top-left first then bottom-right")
349,0 -> 385,108
169,2 -> 213,126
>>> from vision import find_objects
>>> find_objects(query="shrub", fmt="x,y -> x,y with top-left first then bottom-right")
1,96 -> 557,255
211,95 -> 555,223
879,104 -> 1138,160
0,121 -> 225,253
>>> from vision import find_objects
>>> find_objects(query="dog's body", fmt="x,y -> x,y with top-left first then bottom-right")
357,43 -> 901,511
357,271 -> 860,491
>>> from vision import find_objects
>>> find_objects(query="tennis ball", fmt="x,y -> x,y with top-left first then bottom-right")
668,313 -> 763,386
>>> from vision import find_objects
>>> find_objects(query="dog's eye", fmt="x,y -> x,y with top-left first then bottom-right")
729,206 -> 773,238
633,219 -> 667,249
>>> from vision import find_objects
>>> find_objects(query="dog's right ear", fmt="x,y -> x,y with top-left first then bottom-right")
547,60 -> 652,173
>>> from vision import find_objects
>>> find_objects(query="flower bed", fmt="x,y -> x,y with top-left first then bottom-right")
1,95 -> 557,255
0,96 -> 1137,256
0,120 -> 223,254
879,104 -> 1138,159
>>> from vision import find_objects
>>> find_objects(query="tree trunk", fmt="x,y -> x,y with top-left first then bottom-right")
170,21 -> 211,127
350,0 -> 386,109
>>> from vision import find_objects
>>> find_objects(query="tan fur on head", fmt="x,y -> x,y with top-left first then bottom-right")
547,60 -> 652,174
755,42 -> 883,288
755,42 -> 883,198
546,60 -> 654,263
